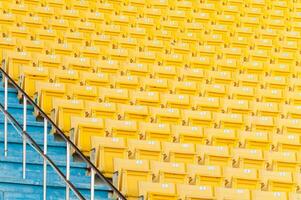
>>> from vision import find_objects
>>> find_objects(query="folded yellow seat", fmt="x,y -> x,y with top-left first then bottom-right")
187,164 -> 224,187
0,12 -> 16,27
196,145 -> 232,166
9,2 -> 29,16
289,78 -> 301,91
177,184 -> 215,200
201,83 -> 228,98
253,38 -> 273,51
162,142 -> 196,164
122,63 -> 151,78
51,98 -> 85,135
182,110 -> 214,127
128,139 -> 162,161
90,33 -> 112,49
246,116 -> 277,132
99,87 -> 130,104
272,133 -> 301,153
138,182 -> 177,200
4,50 -> 32,81
195,45 -> 216,60
162,93 -> 191,109
152,65 -> 178,80
224,167 -> 261,190
172,125 -> 204,144
223,99 -> 253,115
142,78 -> 170,93
117,104 -> 150,122
63,56 -> 92,72
132,91 -> 161,107
71,85 -> 98,102
0,36 -> 16,54
117,36 -> 138,51
80,71 -> 111,87
64,31 -> 84,48
287,91 -> 301,105
61,8 -> 80,23
18,66 -> 49,98
232,148 -> 265,169
189,55 -> 212,71
265,151 -> 299,173
208,70 -> 235,85
192,96 -> 222,112
49,18 -> 69,34
278,118 -> 301,135
215,187 -> 250,200
105,119 -> 139,139
150,107 -> 181,125
85,101 -> 118,119
241,60 -> 265,75
150,161 -> 188,184
113,159 -> 151,198
36,53 -> 61,69
260,170 -> 296,192
257,88 -> 285,103
239,131 -> 271,151
113,75 -> 140,90
34,82 -> 66,116
91,137 -> 127,178
50,69 -> 80,86
70,117 -> 104,155
94,59 -> 121,74
205,128 -> 238,148
252,190 -> 287,200
253,102 -> 281,117
51,42 -> 73,56
215,113 -> 245,130
19,38 -> 44,55
282,105 -> 301,119
139,122 -> 171,142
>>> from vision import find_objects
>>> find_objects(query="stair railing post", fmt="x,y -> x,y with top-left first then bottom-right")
22,95 -> 27,179
91,167 -> 95,200
66,142 -> 70,200
4,75 -> 7,157
43,118 -> 48,200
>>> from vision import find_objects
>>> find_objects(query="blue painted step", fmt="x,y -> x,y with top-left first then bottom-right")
0,82 -> 112,199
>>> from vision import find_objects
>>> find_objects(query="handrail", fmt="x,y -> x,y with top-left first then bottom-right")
0,103 -> 85,200
0,60 -> 126,200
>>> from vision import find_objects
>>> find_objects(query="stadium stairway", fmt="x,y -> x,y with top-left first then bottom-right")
0,79 -> 112,199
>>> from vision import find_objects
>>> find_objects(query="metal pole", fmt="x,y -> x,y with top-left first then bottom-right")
22,96 -> 27,179
43,118 -> 48,200
4,76 -> 7,157
66,142 -> 70,200
90,167 -> 95,200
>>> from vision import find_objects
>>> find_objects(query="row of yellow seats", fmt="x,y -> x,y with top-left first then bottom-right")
88,134 -> 301,172
138,183 -> 298,200
109,157 -> 301,198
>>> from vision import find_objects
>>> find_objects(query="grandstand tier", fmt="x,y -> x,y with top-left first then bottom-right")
3,0 -> 301,199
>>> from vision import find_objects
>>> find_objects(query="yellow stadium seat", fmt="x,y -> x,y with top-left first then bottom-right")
258,88 -> 285,103
241,61 -> 265,75
215,187 -> 251,200
91,33 -> 112,48
240,16 -> 261,29
138,182 -> 177,200
233,148 -> 265,169
239,131 -> 271,150
99,88 -> 130,104
196,45 -> 216,59
142,78 -> 170,93
215,58 -> 238,72
253,39 -> 273,51
187,164 -> 224,187
86,102 -> 117,119
183,110 -> 214,127
171,81 -> 199,96
205,128 -> 238,148
201,84 -> 228,98
265,151 -> 299,172
81,72 -> 111,87
287,91 -> 301,105
91,137 -> 127,178
177,184 -> 215,200
282,105 -> 301,119
172,125 -> 204,144
223,99 -> 252,115
272,134 -> 301,153
216,113 -> 245,130
0,36 -> 16,53
230,35 -> 250,49
289,193 -> 301,200
70,117 -> 104,155
192,96 -> 222,112
51,99 -> 85,135
19,66 -> 49,98
277,41 -> 298,54
150,107 -> 181,125
79,45 -> 101,59
71,85 -> 98,101
122,63 -> 151,77
51,69 -> 80,86
135,51 -> 157,65
189,56 -> 212,71
252,191 -> 288,200
4,50 -> 32,81
132,91 -> 161,107
94,60 -> 121,74
253,102 -> 281,117
9,3 -> 29,16
34,6 -> 55,20
114,159 -> 151,198
236,74 -> 260,88
179,68 -> 205,83
64,31 -> 84,47
51,42 -> 73,56
143,40 -> 165,54
0,13 -> 16,26
152,65 -> 178,80
197,145 -> 232,166
113,75 -> 140,90
208,70 -> 235,85
36,53 -> 61,69
248,49 -> 270,63
105,119 -> 138,139
279,118 -> 301,135
224,167 -> 261,189
289,78 -> 301,92
118,104 -> 149,122
260,170 -> 296,192
128,139 -> 162,161
140,122 -> 171,142
162,142 -> 197,164
162,94 -> 191,109
151,161 -> 188,184
246,116 -> 277,132
34,82 -> 66,116
258,28 -> 278,42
